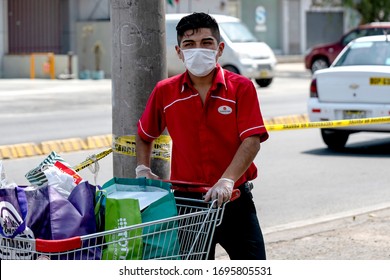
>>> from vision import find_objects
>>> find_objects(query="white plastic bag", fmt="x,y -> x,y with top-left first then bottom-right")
42,161 -> 84,198
0,161 -> 17,189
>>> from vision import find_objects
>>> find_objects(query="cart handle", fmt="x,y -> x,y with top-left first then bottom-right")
36,236 -> 82,253
164,179 -> 241,202
230,189 -> 241,202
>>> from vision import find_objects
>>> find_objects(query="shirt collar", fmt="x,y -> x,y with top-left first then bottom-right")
181,64 -> 227,93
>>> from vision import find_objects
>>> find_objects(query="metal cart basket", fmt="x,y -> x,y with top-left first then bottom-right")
0,197 -> 225,260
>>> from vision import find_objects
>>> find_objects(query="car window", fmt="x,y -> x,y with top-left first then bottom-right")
341,29 -> 370,46
372,41 -> 390,65
367,28 -> 386,36
335,41 -> 390,66
219,22 -> 257,43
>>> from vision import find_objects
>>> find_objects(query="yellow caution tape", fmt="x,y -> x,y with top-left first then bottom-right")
73,148 -> 113,172
73,134 -> 171,171
113,135 -> 136,157
73,116 -> 390,171
112,134 -> 171,160
265,116 -> 390,131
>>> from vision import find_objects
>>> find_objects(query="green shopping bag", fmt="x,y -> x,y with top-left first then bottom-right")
96,186 -> 143,260
99,177 -> 180,260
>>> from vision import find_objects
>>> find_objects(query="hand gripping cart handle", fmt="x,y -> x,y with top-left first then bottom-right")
164,179 -> 241,202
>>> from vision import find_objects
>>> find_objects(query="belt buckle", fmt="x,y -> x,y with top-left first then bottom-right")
241,182 -> 253,193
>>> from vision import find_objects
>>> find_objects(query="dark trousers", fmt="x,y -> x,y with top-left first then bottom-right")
175,182 -> 266,260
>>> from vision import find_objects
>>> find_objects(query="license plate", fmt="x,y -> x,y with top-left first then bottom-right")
343,110 -> 366,119
370,77 -> 390,85
260,70 -> 269,78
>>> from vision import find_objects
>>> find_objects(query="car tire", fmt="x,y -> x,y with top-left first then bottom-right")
255,78 -> 273,88
311,58 -> 329,73
321,129 -> 349,150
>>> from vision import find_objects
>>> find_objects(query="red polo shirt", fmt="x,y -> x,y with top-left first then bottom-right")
138,66 -> 269,189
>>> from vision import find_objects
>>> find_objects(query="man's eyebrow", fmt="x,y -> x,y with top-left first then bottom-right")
181,38 -> 195,44
202,37 -> 215,42
181,37 -> 215,44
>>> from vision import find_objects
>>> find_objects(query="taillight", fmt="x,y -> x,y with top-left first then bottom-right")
310,79 -> 318,98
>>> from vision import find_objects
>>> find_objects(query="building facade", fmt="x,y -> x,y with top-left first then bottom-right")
0,0 -> 358,78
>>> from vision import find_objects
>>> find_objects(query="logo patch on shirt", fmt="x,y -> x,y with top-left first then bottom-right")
218,105 -> 232,115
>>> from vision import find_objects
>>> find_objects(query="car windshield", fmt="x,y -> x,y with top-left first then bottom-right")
334,41 -> 390,66
219,22 -> 257,43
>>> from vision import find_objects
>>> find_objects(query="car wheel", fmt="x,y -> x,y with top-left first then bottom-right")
223,65 -> 240,74
255,78 -> 273,88
311,58 -> 329,73
321,129 -> 349,150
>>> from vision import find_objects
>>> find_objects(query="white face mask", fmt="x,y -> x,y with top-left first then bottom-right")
181,48 -> 218,77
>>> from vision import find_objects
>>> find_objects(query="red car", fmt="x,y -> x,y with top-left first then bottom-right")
304,22 -> 390,73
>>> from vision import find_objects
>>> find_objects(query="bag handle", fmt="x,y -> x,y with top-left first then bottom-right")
0,187 -> 28,238
94,189 -> 107,232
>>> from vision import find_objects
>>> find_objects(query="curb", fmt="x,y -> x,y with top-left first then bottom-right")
263,202 -> 390,239
0,134 -> 112,160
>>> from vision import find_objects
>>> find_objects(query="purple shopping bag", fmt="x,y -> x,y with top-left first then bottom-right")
0,181 -> 100,260
0,187 -> 29,239
0,187 -> 37,260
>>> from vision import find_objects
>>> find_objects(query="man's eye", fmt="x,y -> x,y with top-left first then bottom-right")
202,41 -> 213,46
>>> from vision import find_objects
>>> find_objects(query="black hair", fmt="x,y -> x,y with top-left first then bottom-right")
176,12 -> 221,45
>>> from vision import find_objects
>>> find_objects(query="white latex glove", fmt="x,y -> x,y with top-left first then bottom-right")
204,178 -> 234,207
135,164 -> 159,179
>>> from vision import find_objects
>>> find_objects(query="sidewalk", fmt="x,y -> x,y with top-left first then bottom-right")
216,205 -> 390,260
275,55 -> 312,78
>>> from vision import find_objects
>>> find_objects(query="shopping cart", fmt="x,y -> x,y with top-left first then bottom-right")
0,196 -> 230,260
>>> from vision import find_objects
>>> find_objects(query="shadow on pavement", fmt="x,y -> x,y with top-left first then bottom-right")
303,137 -> 390,158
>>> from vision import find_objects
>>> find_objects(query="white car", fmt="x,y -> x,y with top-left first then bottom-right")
308,35 -> 390,150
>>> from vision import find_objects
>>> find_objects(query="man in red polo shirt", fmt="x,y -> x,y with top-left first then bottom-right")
136,12 -> 269,260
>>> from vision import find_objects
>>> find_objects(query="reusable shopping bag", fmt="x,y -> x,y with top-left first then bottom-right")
97,177 -> 180,260
0,181 -> 99,260
95,189 -> 143,260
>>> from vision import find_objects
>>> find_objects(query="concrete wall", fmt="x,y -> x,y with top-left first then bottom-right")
76,21 -> 111,78
3,54 -> 78,79
241,0 -> 281,53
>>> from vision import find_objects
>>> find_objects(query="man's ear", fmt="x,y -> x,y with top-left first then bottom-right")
175,46 -> 183,60
217,42 -> 225,59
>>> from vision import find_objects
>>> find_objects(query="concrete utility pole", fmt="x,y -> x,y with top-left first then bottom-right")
111,0 -> 169,178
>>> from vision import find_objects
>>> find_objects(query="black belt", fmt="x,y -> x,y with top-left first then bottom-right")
237,181 -> 253,194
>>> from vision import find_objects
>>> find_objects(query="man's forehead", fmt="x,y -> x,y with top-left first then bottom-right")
182,28 -> 215,40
